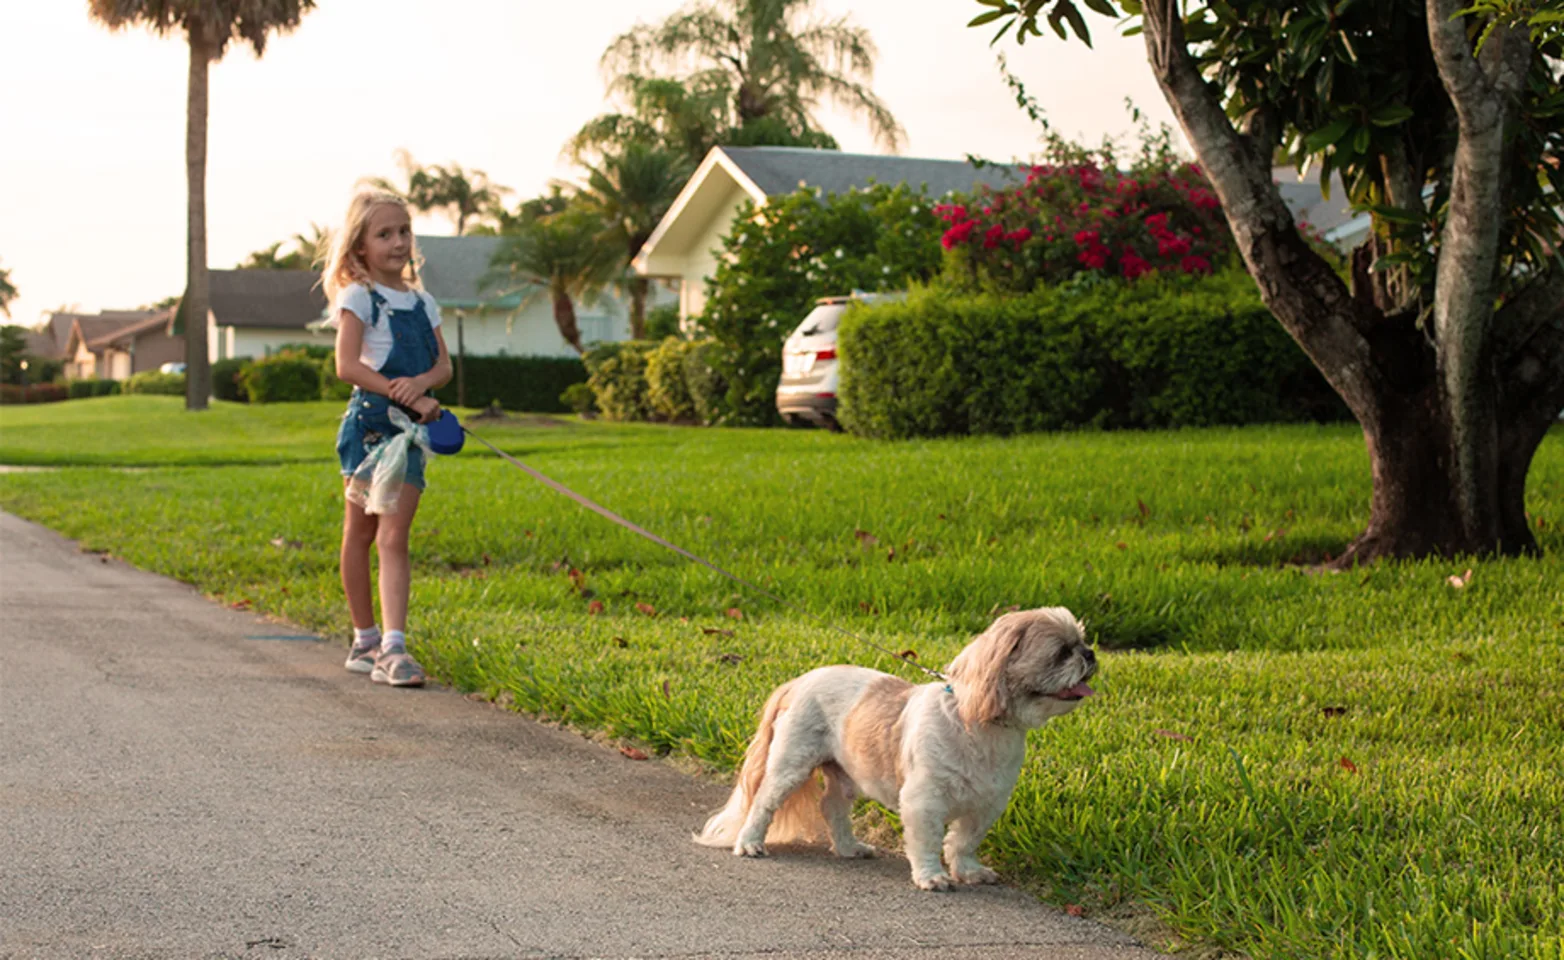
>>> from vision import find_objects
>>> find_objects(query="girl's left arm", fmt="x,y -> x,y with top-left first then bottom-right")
418,327 -> 453,391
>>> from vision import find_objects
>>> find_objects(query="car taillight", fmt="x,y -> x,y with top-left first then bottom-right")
813,347 -> 837,361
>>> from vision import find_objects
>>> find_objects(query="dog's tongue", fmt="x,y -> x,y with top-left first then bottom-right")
1061,682 -> 1095,698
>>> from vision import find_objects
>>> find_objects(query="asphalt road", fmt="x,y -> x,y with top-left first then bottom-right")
1,510 -> 1166,960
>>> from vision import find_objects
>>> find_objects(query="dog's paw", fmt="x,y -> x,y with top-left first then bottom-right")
833,840 -> 883,859
914,872 -> 957,892
734,839 -> 768,858
953,864 -> 1001,885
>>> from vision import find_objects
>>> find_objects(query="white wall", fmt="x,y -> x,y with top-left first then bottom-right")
680,187 -> 750,320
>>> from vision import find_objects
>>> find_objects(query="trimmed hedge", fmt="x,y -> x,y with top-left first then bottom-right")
212,357 -> 251,403
0,383 -> 69,404
433,355 -> 587,413
682,340 -> 727,426
583,341 -> 658,422
646,338 -> 698,422
838,272 -> 1347,439
240,354 -> 321,403
68,379 -> 121,399
123,371 -> 186,396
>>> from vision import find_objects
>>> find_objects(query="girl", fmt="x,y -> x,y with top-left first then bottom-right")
323,189 -> 453,688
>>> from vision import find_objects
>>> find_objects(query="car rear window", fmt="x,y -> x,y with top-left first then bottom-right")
794,304 -> 847,337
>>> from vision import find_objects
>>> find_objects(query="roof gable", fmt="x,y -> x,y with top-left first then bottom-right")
720,147 -> 1022,199
415,235 -> 522,309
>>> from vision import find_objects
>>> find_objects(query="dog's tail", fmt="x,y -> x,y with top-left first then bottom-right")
693,679 -> 828,848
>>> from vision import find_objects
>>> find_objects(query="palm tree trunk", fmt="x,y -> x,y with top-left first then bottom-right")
183,30 -> 213,411
552,291 -> 584,354
628,275 -> 649,339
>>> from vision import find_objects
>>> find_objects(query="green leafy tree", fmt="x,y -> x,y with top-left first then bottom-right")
88,0 -> 316,412
236,241 -> 305,270
0,324 -> 26,383
486,200 -> 625,354
696,182 -> 945,424
0,261 -> 16,318
602,0 -> 905,155
574,142 -> 694,337
369,150 -> 510,235
976,0 -> 1564,562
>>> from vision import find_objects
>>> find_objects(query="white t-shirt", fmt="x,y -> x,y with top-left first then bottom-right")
327,282 -> 443,371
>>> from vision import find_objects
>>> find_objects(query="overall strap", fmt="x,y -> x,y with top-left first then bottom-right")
366,286 -> 387,328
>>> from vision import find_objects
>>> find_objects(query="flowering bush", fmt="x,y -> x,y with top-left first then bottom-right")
936,159 -> 1235,294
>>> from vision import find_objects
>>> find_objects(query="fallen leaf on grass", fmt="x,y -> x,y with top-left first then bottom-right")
619,746 -> 649,761
1153,729 -> 1192,742
482,553 -> 492,566
858,601 -> 877,615
1115,541 -> 1128,550
1321,706 -> 1348,718
1137,499 -> 1150,519
587,600 -> 604,615
702,627 -> 735,637
1263,527 -> 1288,543
229,599 -> 252,610
1447,568 -> 1473,589
1065,904 -> 1085,918
717,653 -> 743,665
611,636 -> 628,648
269,537 -> 303,550
988,602 -> 1020,617
635,602 -> 658,618
855,529 -> 879,545
725,607 -> 744,620
886,546 -> 896,562
898,649 -> 919,661
661,679 -> 671,699
1339,756 -> 1359,774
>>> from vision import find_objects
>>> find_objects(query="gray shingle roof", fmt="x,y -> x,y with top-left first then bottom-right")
415,235 -> 522,309
721,147 -> 1023,199
209,269 -> 327,329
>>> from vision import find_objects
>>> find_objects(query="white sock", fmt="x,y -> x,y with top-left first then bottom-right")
353,625 -> 380,649
381,630 -> 406,654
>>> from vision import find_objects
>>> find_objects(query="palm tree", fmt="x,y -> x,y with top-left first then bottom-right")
574,143 -> 692,337
88,0 -> 315,411
291,222 -> 329,268
368,151 -> 510,235
568,74 -> 732,170
0,261 -> 16,318
486,202 -> 625,354
602,0 -> 904,153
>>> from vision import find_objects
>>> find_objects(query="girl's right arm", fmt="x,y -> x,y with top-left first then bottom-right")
334,309 -> 441,421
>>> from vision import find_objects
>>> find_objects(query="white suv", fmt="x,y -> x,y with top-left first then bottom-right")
776,293 -> 901,429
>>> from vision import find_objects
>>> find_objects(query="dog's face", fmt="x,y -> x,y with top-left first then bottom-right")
945,607 -> 1096,729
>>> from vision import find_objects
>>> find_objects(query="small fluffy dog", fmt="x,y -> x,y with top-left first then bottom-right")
695,607 -> 1096,890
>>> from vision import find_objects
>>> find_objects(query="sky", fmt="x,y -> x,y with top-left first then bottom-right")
0,0 -> 1183,328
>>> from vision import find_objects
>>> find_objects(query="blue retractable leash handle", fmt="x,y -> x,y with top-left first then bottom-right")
390,398 -> 465,456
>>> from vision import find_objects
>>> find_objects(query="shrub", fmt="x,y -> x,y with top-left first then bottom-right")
695,182 -> 946,425
0,383 -> 68,404
433,355 -> 587,413
681,339 -> 727,426
240,353 -> 321,403
68,379 -> 121,399
644,303 -> 682,340
317,354 -> 353,402
211,357 -> 252,403
838,272 -> 1346,439
646,337 -> 698,422
123,370 -> 186,396
560,382 -> 596,415
583,341 -> 658,421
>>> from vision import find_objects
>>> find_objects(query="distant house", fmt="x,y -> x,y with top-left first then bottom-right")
207,269 -> 333,362
633,146 -> 1024,320
1272,166 -> 1365,251
56,310 -> 180,380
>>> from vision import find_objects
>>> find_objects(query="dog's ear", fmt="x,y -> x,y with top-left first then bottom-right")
946,613 -> 1026,728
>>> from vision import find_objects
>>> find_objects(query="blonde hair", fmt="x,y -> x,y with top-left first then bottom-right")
320,189 -> 423,305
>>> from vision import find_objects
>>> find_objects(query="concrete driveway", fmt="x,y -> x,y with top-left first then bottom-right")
0,510 -> 1166,959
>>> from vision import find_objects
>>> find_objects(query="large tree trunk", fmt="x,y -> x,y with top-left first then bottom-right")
183,30 -> 213,411
552,290 -> 584,354
1136,0 -> 1560,563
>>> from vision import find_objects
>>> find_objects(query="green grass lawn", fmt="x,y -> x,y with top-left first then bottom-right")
3,395 -> 1561,960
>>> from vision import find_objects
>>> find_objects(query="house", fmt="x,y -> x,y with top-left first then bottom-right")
632,146 -> 1025,320
1272,166 -> 1365,251
207,269 -> 333,362
56,310 -> 179,380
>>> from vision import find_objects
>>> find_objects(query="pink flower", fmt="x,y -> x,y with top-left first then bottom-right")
1121,252 -> 1152,279
1180,254 -> 1211,275
982,223 -> 1006,249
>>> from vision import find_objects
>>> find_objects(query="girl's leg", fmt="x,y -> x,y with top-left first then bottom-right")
341,483 -> 379,629
374,484 -> 421,634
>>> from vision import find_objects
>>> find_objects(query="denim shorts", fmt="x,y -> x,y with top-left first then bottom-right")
336,396 -> 426,490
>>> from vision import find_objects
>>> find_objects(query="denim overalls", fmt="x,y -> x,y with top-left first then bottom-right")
336,287 -> 439,490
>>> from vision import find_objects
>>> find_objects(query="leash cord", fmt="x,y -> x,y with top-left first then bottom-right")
462,429 -> 949,684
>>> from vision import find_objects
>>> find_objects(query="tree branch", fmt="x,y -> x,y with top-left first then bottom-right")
1138,0 -> 1381,419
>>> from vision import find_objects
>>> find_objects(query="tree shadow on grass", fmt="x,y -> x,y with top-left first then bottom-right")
1181,533 -> 1351,570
